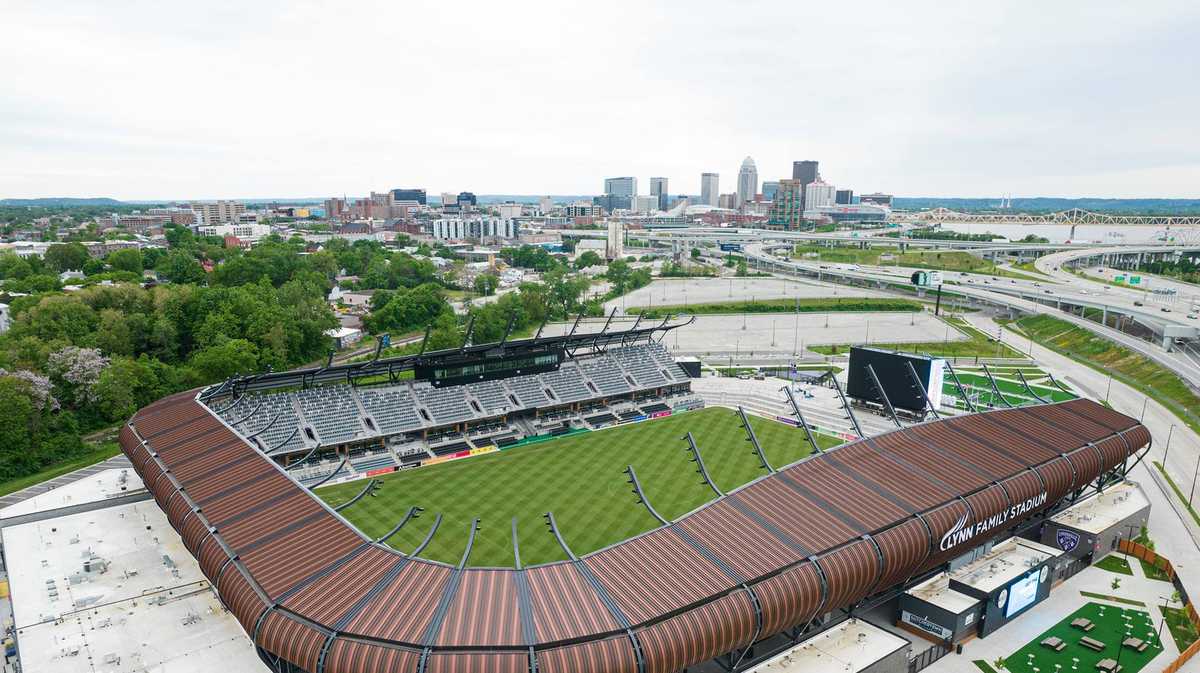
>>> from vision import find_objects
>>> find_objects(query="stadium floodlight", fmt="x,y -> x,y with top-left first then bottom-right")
498,313 -> 517,345
333,479 -> 382,512
829,374 -> 865,438
542,511 -> 579,561
306,457 -> 348,489
736,407 -> 774,473
457,518 -> 481,569
410,513 -> 443,558
374,506 -> 422,544
1015,370 -> 1049,404
511,518 -> 523,570
1045,372 -> 1073,396
781,386 -> 822,454
417,325 -> 432,355
244,412 -> 281,441
460,315 -> 476,353
865,363 -> 903,428
943,361 -> 978,413
624,465 -> 669,526
981,364 -> 1014,408
682,432 -> 724,496
283,443 -> 322,470
904,361 -> 941,420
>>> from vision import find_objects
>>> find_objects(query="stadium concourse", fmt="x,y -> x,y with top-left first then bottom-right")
112,321 -> 1152,673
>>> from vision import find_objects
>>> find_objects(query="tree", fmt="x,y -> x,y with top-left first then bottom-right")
44,242 -> 89,272
14,295 -> 99,345
0,376 -> 36,479
46,346 -> 109,408
0,252 -> 32,280
605,259 -> 633,294
189,338 -> 259,381
156,250 -> 207,284
736,258 -> 749,277
574,251 -> 603,269
107,248 -> 143,274
474,273 -> 499,296
691,247 -> 701,259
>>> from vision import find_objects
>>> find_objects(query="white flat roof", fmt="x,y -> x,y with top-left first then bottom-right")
5,500 -> 261,673
950,538 -> 1062,594
1050,480 -> 1150,534
907,573 -> 980,614
0,468 -> 143,520
747,618 -> 909,672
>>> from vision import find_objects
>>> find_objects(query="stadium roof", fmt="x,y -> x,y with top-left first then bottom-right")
120,394 -> 1148,673
204,316 -> 690,396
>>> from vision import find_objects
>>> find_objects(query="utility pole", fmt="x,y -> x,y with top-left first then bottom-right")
1164,425 -> 1176,465
1140,396 -> 1148,421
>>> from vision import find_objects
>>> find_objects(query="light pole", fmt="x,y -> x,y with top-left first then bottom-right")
1140,396 -> 1149,421
1190,448 -> 1200,507
1164,424 -> 1176,466
1105,374 -> 1113,404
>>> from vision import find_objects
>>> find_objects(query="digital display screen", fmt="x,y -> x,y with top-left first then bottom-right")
1005,572 -> 1040,618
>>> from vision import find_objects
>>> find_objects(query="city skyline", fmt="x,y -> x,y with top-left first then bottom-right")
2,1 -> 1198,200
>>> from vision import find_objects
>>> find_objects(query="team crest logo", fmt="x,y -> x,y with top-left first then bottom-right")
1056,529 -> 1080,552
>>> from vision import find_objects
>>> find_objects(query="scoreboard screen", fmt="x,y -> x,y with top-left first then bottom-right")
846,346 -> 944,413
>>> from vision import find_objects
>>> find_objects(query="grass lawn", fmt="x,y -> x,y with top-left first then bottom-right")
1138,557 -> 1172,583
943,371 -> 1076,408
630,297 -> 924,318
1161,605 -> 1200,652
811,315 -> 1024,359
1005,602 -> 1162,673
319,408 -> 841,567
0,442 -> 123,498
1094,554 -> 1134,575
792,245 -> 1039,280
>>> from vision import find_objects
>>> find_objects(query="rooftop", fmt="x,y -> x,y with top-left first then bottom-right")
0,467 -> 143,520
951,537 -> 1062,594
4,485 -> 259,673
907,573 -> 980,614
1050,480 -> 1150,534
746,618 -> 910,672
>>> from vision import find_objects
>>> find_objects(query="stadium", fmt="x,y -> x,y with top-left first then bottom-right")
117,320 -> 1152,673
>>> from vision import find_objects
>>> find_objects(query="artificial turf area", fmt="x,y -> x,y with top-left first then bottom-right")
318,407 -> 841,567
1006,602 -> 1162,673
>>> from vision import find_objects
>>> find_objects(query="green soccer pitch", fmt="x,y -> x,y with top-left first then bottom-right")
1006,602 -> 1163,673
318,407 -> 842,567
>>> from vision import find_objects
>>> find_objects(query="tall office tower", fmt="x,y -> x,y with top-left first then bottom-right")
761,181 -> 780,201
804,180 -> 836,211
391,188 -> 427,205
791,160 -> 819,212
700,173 -> 719,206
767,179 -> 803,229
457,192 -> 477,207
604,176 -> 637,197
792,160 -> 819,184
736,156 -> 758,208
649,177 -> 669,210
835,189 -> 854,205
606,221 -> 624,260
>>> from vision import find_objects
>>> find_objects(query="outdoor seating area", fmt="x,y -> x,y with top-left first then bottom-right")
1009,603 -> 1161,673
1040,636 -> 1067,652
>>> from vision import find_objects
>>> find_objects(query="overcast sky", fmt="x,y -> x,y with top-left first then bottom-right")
3,1 -> 1198,200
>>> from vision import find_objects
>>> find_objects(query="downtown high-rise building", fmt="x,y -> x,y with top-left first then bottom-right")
190,200 -> 245,226
736,156 -> 758,207
700,173 -> 719,207
767,179 -> 803,229
835,189 -> 854,205
761,181 -> 780,201
804,180 -> 836,210
649,177 -> 668,210
791,160 -> 819,212
604,176 -> 637,197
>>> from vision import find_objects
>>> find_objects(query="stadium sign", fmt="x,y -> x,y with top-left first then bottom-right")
938,492 -> 1048,551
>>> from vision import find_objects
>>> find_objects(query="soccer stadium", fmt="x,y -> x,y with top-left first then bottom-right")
104,318 -> 1157,673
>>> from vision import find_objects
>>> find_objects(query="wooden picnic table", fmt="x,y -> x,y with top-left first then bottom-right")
1122,636 -> 1148,652
1095,658 -> 1122,673
1040,636 -> 1067,652
1072,617 -> 1096,632
1080,636 -> 1106,651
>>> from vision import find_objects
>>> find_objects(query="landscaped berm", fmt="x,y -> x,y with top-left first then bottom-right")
1005,602 -> 1163,673
319,407 -> 840,567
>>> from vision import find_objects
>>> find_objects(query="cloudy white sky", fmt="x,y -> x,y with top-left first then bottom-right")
2,1 -> 1198,200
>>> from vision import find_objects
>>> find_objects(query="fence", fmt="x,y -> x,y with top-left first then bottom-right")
1117,539 -> 1200,672
908,642 -> 951,673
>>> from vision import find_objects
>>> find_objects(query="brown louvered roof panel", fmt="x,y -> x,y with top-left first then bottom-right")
255,612 -> 328,673
873,427 -> 988,492
525,563 -> 621,643
733,476 -> 856,553
322,639 -> 420,673
676,499 -> 803,579
436,569 -> 523,647
341,559 -> 451,643
585,527 -> 733,624
241,515 -> 363,599
636,591 -> 756,673
834,440 -> 947,509
780,458 -> 907,529
283,546 -> 398,623
537,636 -> 637,673
422,652 -> 528,673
